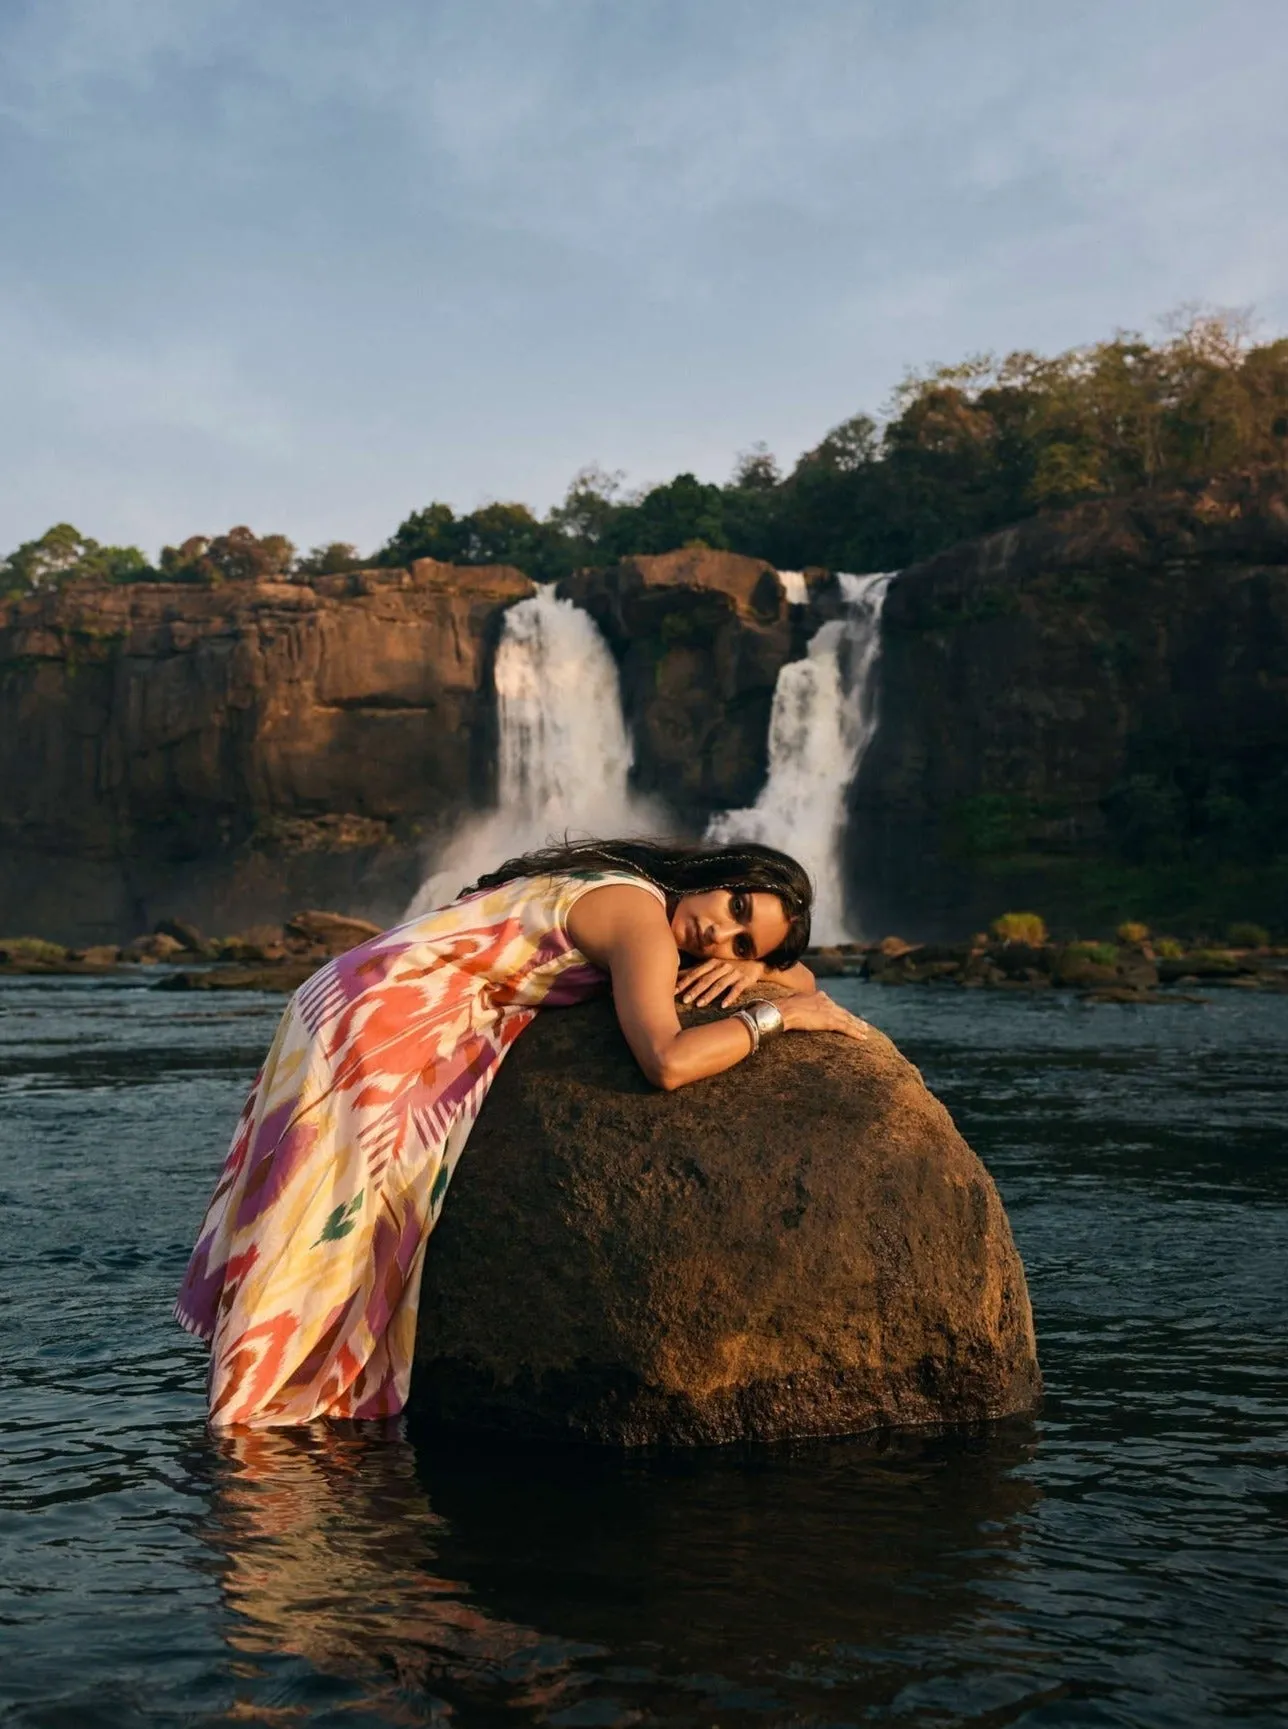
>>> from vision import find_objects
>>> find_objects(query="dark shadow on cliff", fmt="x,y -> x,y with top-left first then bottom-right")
845,478 -> 1288,941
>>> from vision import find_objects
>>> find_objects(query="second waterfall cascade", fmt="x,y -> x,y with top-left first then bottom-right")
707,572 -> 894,945
407,587 -> 664,916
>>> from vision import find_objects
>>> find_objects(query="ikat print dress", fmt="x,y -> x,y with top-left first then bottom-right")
175,870 -> 664,1426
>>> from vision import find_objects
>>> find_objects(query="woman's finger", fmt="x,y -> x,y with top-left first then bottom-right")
680,964 -> 733,1003
692,973 -> 736,1006
678,972 -> 714,1000
676,960 -> 720,993
678,959 -> 718,980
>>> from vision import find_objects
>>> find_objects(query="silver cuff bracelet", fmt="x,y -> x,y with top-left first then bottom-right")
732,997 -> 786,1053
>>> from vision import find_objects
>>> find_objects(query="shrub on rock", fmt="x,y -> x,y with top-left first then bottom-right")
990,912 -> 1048,946
1226,921 -> 1270,949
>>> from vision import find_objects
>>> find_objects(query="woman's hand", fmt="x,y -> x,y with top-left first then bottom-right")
676,956 -> 765,1007
778,990 -> 868,1042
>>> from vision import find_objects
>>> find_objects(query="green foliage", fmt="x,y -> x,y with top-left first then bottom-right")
19,311 -> 1284,599
0,936 -> 68,961
160,526 -> 295,585
296,541 -> 363,576
991,911 -> 1049,945
948,794 -> 1041,857
1226,921 -> 1270,948
377,500 -> 571,581
566,310 -> 1288,577
546,465 -> 628,548
1065,941 -> 1119,966
598,473 -> 732,558
1,524 -> 153,596
1103,773 -> 1187,862
1155,938 -> 1185,959
1103,740 -> 1288,870
730,442 -> 781,491
659,608 -> 719,646
963,855 -> 1288,945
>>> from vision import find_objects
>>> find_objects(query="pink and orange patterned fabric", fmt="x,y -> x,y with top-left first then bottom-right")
175,870 -> 662,1427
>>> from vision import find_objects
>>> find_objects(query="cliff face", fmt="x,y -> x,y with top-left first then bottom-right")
849,481 -> 1288,935
3,485 -> 1285,944
0,562 -> 534,941
561,547 -> 815,817
0,550 -> 809,942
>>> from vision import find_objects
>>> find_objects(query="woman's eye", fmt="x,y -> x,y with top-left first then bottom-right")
730,892 -> 749,920
734,934 -> 754,960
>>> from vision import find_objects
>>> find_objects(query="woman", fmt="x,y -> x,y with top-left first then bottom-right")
176,838 -> 867,1428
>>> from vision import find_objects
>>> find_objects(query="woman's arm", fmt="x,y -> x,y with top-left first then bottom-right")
774,959 -> 816,993
567,885 -> 861,1090
677,956 -> 815,1005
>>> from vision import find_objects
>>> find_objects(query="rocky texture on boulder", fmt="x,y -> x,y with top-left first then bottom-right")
413,991 -> 1041,1445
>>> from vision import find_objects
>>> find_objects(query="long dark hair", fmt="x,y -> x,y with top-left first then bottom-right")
470,837 -> 812,969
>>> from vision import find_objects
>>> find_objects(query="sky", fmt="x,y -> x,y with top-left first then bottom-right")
3,0 -> 1287,560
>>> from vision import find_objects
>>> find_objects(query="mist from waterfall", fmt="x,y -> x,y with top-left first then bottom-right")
706,572 -> 894,945
407,586 -> 664,916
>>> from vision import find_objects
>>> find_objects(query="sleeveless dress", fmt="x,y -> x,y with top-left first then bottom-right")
174,869 -> 664,1427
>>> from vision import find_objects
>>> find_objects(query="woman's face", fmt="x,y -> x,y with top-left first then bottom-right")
671,888 -> 791,964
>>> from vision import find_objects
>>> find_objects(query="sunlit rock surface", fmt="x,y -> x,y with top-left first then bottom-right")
413,991 -> 1041,1445
0,562 -> 534,940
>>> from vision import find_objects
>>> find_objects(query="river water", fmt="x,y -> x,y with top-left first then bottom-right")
2,976 -> 1285,1728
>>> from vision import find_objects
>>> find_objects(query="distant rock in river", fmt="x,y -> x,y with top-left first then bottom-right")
413,991 -> 1041,1445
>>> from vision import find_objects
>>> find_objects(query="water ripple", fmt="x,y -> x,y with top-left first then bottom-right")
1,978 -> 1285,1728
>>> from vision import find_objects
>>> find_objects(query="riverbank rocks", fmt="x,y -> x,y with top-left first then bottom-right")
412,991 -> 1041,1446
284,909 -> 383,953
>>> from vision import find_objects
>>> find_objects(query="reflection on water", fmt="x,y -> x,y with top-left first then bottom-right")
202,1420 -> 1041,1725
207,1425 -> 558,1720
1,976 -> 1286,1727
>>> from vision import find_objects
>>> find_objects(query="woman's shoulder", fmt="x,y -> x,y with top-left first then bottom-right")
398,868 -> 667,935
552,869 -> 668,911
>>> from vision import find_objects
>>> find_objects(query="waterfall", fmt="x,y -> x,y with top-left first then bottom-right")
706,572 -> 894,945
407,587 -> 663,916
776,569 -> 809,607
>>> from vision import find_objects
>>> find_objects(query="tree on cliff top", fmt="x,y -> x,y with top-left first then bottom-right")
758,311 -> 1288,570
159,526 -> 296,584
295,541 -> 364,576
10,312 -> 1285,596
376,500 -> 572,581
0,524 -> 152,596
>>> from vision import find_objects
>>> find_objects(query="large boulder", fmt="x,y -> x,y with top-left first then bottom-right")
413,993 -> 1041,1444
